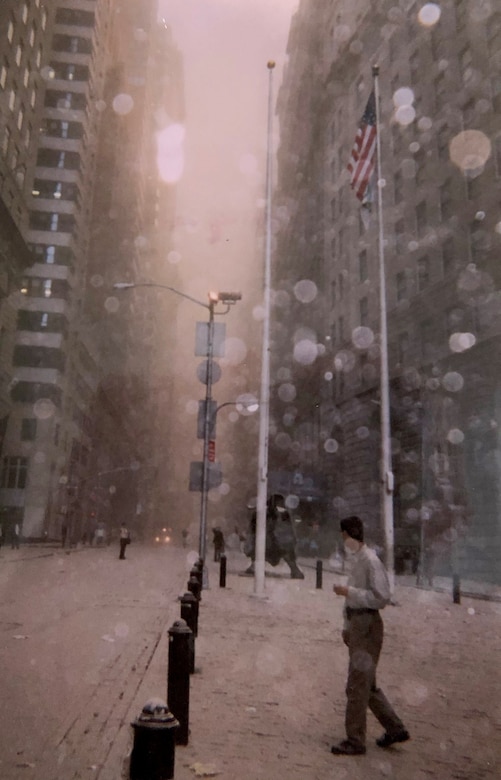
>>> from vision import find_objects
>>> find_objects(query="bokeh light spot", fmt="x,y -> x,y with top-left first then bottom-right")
418,3 -> 441,27
112,93 -> 134,115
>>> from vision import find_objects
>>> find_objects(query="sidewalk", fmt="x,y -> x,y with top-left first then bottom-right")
98,550 -> 500,780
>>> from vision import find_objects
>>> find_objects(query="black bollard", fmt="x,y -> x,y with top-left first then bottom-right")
191,564 -> 203,595
316,559 -> 323,589
219,553 -> 227,588
452,573 -> 461,604
194,559 -> 204,584
179,592 -> 197,674
167,620 -> 192,745
187,574 -> 201,602
130,699 -> 179,780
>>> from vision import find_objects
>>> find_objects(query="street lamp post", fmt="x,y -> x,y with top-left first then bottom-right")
113,282 -> 241,575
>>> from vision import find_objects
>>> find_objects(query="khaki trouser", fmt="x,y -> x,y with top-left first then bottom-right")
344,612 -> 404,748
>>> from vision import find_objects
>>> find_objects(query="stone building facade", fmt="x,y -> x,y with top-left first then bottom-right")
0,0 -> 183,542
272,0 -> 501,579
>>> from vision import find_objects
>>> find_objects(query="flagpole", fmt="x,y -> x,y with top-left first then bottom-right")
372,64 -> 395,592
253,60 -> 275,598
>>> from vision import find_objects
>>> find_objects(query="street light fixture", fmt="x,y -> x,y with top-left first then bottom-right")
112,281 -> 241,574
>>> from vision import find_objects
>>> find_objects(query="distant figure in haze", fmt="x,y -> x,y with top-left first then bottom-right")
61,523 -> 67,548
212,527 -> 225,562
181,528 -> 188,548
119,523 -> 130,560
11,522 -> 20,549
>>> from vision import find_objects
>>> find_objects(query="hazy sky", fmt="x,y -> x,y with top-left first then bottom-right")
156,0 -> 299,297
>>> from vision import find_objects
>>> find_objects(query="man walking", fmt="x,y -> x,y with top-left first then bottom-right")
331,516 -> 409,756
119,523 -> 130,560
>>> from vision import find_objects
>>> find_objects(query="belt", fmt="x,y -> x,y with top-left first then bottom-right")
346,607 -> 379,618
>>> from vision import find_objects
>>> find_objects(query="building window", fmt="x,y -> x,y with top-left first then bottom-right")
440,182 -> 453,220
43,279 -> 52,297
359,250 -> 368,282
394,170 -> 403,202
15,44 -> 23,67
45,246 -> 56,263
7,20 -> 14,44
17,106 -> 24,130
417,256 -> 430,291
395,218 -> 405,251
416,201 -> 427,236
1,457 -> 28,489
331,279 -> 336,304
360,296 -> 368,326
23,66 -> 30,87
420,319 -> 434,361
21,419 -> 37,442
396,271 -> 406,301
398,332 -> 409,365
50,214 -> 58,232
22,4 -> 29,24
29,25 -> 36,48
442,239 -> 455,275
36,46 -> 42,67
1,63 -> 7,89
30,88 -> 36,108
9,90 -> 15,111
41,10 -> 47,30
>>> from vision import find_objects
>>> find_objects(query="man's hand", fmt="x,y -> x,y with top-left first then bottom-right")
333,584 -> 348,596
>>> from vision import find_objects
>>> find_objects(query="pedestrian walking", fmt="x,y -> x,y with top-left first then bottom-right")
331,515 -> 410,756
119,523 -> 130,560
11,522 -> 20,549
212,527 -> 225,562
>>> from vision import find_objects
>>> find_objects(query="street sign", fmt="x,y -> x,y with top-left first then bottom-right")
196,359 -> 222,385
208,440 -> 216,462
195,321 -> 226,357
188,461 -> 222,491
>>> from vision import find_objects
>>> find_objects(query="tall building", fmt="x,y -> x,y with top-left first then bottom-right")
273,0 -> 501,579
0,1 -> 183,543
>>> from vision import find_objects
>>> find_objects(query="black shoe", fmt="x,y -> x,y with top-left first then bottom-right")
331,740 -> 366,756
376,729 -> 410,748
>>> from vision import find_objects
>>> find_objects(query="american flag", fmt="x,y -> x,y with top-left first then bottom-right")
347,91 -> 377,202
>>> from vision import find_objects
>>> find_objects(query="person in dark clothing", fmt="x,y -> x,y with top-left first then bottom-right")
212,527 -> 225,562
244,494 -> 304,579
331,516 -> 409,756
119,523 -> 130,560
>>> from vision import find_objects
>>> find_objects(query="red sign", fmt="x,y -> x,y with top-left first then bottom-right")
208,440 -> 216,463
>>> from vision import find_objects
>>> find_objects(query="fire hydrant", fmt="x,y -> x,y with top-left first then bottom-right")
130,698 -> 179,780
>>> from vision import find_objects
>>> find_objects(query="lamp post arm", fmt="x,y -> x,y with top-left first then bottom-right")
113,282 -> 210,310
